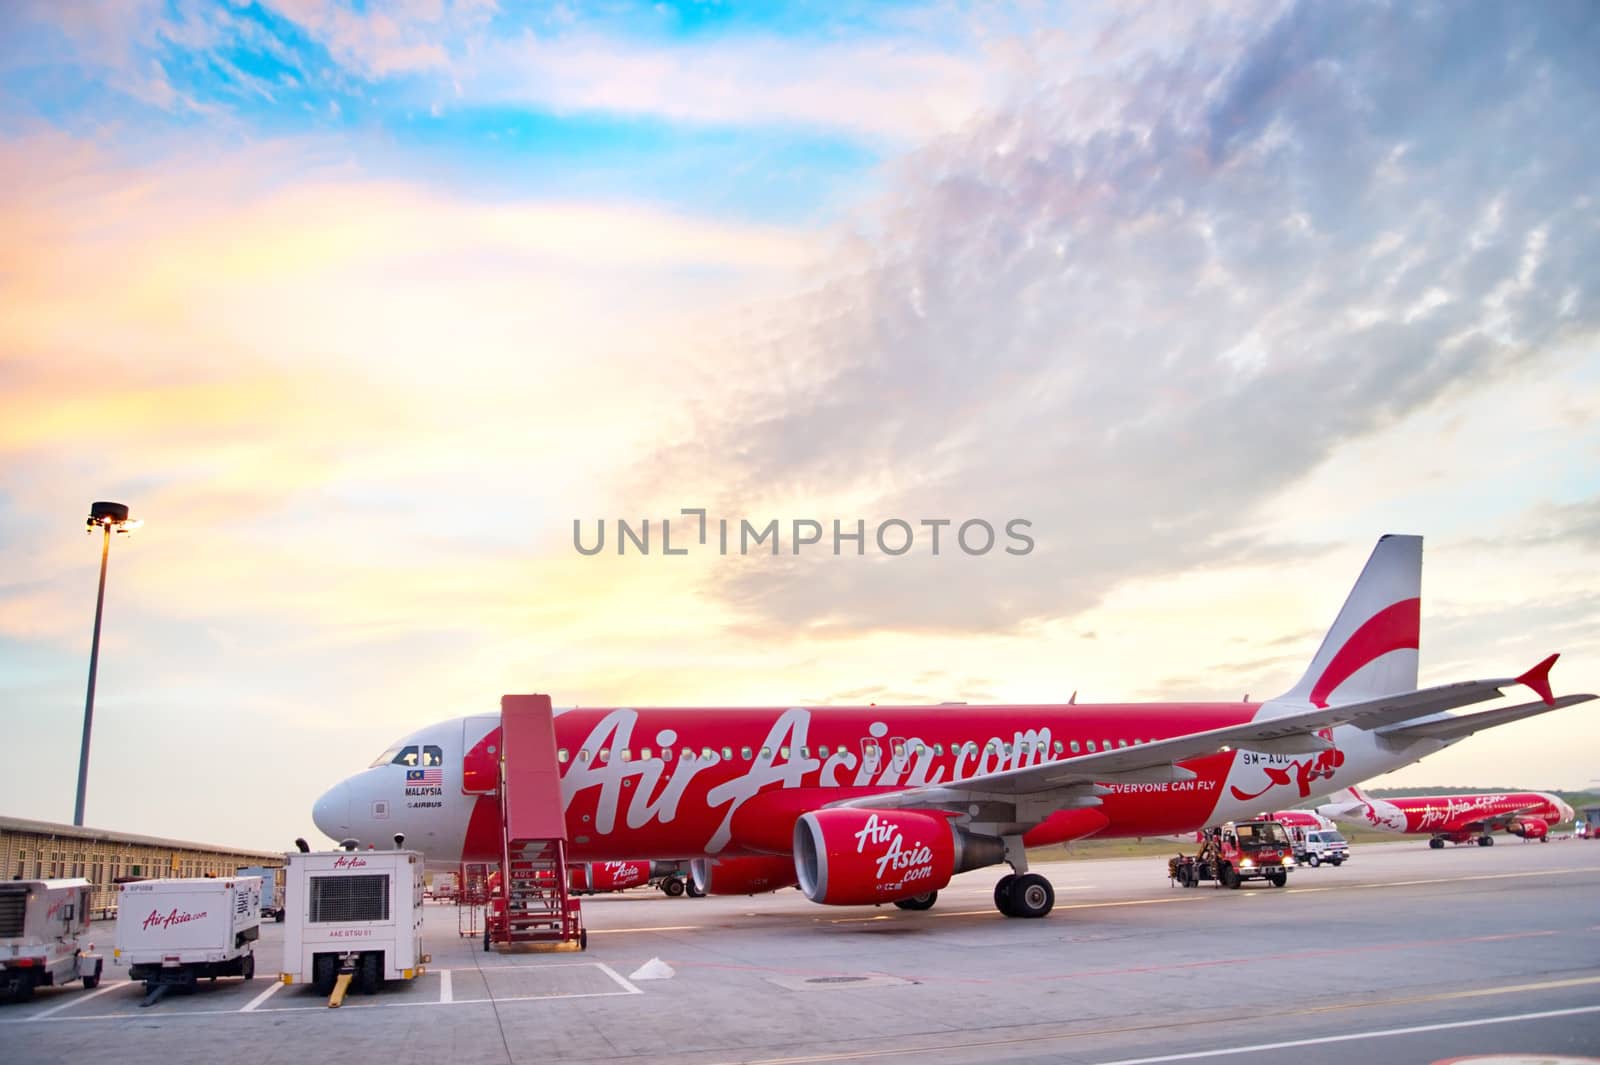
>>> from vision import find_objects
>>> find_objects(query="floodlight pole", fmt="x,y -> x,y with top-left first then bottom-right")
74,520 -> 112,827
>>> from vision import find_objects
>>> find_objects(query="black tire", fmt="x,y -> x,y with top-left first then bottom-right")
1007,874 -> 1055,918
1429,837 -> 1445,850
1329,858 -> 1343,866
312,954 -> 337,997
1268,872 -> 1288,887
662,877 -> 686,898
685,878 -> 705,898
356,952 -> 381,995
275,910 -> 285,924
4,972 -> 34,1003
1221,864 -> 1241,890
993,874 -> 1017,916
82,972 -> 100,990
241,954 -> 255,981
893,891 -> 938,911
1306,854 -> 1320,867
1482,836 -> 1494,847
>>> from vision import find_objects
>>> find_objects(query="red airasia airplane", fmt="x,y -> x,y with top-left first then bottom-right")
1317,784 -> 1575,848
312,535 -> 1594,918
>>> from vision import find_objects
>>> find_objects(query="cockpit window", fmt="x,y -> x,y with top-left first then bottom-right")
392,745 -> 421,768
369,744 -> 406,768
421,745 -> 443,767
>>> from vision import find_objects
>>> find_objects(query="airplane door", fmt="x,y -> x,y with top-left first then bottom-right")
462,716 -> 501,795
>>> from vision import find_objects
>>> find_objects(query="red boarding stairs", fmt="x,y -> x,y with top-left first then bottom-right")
489,693 -> 585,951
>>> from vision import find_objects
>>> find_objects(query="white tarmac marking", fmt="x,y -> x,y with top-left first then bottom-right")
240,981 -> 283,1012
595,962 -> 644,995
1085,1004 -> 1600,1065
439,969 -> 452,1004
26,981 -> 126,1021
588,924 -> 700,934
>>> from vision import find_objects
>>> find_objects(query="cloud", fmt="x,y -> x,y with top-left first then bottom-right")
471,30 -> 993,142
642,0 -> 1600,636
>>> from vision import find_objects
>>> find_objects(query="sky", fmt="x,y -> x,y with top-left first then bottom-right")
1,0 -> 1596,853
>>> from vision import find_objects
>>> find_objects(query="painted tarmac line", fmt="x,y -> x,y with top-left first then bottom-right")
1085,1004 -> 1600,1065
240,981 -> 284,1012
439,969 -> 452,1004
25,981 -> 127,1021
2,986 -> 644,1024
729,985 -> 1600,1065
595,962 -> 645,995
588,925 -> 701,934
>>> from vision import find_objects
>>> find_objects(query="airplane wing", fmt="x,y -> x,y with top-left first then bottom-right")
830,664 -> 1593,824
1448,801 -> 1552,834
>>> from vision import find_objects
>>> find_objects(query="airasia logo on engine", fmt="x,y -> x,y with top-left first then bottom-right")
853,813 -> 935,890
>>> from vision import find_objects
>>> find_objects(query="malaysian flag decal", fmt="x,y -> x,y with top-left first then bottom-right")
407,767 -> 442,785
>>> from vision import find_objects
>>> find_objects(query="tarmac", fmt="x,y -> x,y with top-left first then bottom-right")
4,838 -> 1598,1065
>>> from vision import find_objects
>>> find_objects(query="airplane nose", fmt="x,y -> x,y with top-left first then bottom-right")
312,780 -> 352,841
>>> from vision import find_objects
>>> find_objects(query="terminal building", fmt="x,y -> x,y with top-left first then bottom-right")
1,815 -> 284,918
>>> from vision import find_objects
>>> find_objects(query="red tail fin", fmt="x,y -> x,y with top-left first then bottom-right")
1515,653 -> 1559,706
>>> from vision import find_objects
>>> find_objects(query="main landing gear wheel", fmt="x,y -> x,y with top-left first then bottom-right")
1429,837 -> 1445,850
661,877 -> 686,897
1006,873 -> 1055,918
1478,835 -> 1495,847
993,874 -> 1017,916
894,891 -> 938,911
685,878 -> 706,898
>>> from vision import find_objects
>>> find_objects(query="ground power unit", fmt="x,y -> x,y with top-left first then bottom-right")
281,848 -> 428,1001
114,876 -> 262,993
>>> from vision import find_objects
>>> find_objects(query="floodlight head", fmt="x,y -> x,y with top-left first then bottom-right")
86,501 -> 140,535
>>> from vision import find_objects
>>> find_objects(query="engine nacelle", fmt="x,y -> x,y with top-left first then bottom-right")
584,860 -> 654,892
1509,817 -> 1548,840
690,855 -> 799,896
794,808 -> 1006,906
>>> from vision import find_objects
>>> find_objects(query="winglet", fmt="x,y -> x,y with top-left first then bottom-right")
1515,653 -> 1559,706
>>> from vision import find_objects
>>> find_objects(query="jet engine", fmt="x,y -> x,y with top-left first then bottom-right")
583,860 -> 655,892
689,855 -> 799,895
794,808 -> 1006,906
1508,817 -> 1549,840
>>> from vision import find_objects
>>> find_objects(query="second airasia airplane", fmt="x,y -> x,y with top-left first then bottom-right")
1317,784 -> 1575,848
312,535 -> 1593,918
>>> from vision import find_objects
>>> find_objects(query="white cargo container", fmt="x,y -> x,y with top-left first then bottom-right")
114,877 -> 262,989
0,878 -> 103,1003
281,849 -> 427,995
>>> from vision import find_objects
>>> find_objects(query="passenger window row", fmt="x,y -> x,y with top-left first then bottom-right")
554,736 -> 1155,765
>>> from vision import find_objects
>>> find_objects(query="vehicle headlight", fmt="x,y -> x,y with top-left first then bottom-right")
1240,859 -> 1254,868
1283,857 -> 1295,866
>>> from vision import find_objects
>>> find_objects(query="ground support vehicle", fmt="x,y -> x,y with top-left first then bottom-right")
280,848 -> 429,1006
425,871 -> 460,902
0,878 -> 103,1003
237,865 -> 286,921
1292,828 -> 1351,867
1169,819 -> 1294,889
115,877 -> 262,1005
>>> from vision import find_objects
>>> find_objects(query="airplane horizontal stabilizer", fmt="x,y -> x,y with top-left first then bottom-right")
1375,693 -> 1595,745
